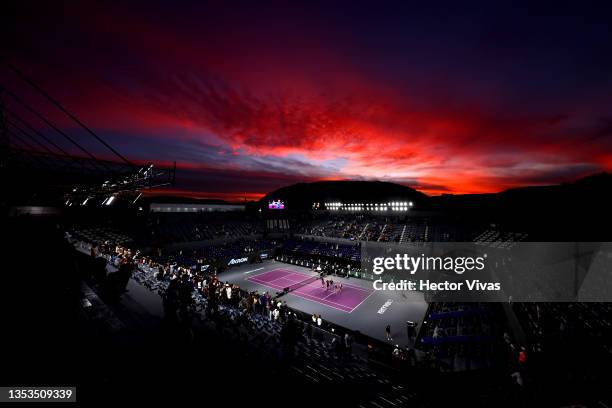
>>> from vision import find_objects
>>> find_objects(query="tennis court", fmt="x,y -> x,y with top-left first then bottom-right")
247,268 -> 373,313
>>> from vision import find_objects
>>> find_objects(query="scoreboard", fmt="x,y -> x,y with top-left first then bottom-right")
268,200 -> 285,209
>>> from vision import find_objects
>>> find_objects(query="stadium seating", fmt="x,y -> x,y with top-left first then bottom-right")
281,238 -> 361,261
473,229 -> 528,248
512,302 -> 612,360
67,208 -> 612,406
297,215 -> 484,243
156,238 -> 277,267
125,253 -> 426,407
70,226 -> 133,246
418,303 -> 501,371
149,212 -> 264,243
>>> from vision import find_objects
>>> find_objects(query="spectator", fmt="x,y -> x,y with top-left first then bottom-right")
518,347 -> 527,366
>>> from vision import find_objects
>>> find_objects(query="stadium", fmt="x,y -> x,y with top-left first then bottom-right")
3,1 -> 612,407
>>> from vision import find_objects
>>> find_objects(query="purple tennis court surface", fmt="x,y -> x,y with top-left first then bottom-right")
247,269 -> 373,313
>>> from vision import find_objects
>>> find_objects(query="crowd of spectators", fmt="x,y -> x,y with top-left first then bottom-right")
154,238 -> 277,272
77,241 -> 138,296
63,205 -> 609,406
70,230 -> 567,405
275,253 -> 362,278
297,215 -> 485,243
299,214 -> 369,240
281,238 -> 360,260
80,238 -> 362,366
277,238 -> 362,277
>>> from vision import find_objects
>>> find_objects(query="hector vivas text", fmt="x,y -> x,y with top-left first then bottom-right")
371,253 -> 501,292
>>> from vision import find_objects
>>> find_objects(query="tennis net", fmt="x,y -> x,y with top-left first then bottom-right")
286,274 -> 321,293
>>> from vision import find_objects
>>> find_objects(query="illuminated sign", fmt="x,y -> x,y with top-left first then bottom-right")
268,200 -> 285,209
228,257 -> 248,265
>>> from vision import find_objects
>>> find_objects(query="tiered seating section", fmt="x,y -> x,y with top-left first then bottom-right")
150,213 -> 263,243
158,238 -> 277,266
513,302 -> 612,360
298,215 -> 368,240
298,216 -> 482,243
70,227 -> 133,246
124,254 -> 427,407
418,303 -> 501,371
281,239 -> 360,261
473,230 -> 528,248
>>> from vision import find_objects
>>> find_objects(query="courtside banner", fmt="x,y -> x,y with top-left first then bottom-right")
361,242 -> 612,302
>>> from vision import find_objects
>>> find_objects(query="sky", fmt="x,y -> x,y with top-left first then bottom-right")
3,1 -> 612,200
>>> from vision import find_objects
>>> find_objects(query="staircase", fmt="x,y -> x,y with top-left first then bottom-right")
399,225 -> 407,243
358,223 -> 370,240
377,224 -> 387,241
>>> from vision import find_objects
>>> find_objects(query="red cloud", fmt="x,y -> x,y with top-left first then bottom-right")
5,2 -> 612,198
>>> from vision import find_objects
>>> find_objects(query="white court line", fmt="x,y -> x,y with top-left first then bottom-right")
249,275 -> 294,286
247,268 -> 294,281
288,289 -> 354,313
348,288 -> 377,314
243,267 -> 265,274
249,272 -> 374,313
272,270 -> 320,284
321,290 -> 339,300
298,281 -> 373,306
305,299 -> 353,313
284,269 -> 371,292
273,268 -> 313,276
331,281 -> 372,293
249,279 -> 353,312
283,274 -> 313,283
268,268 -> 369,291
290,287 -> 363,310
316,276 -> 372,292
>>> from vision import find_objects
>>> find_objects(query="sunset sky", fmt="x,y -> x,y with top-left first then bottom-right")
3,1 -> 612,200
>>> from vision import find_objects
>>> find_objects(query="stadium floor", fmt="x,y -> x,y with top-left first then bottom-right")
221,260 -> 428,346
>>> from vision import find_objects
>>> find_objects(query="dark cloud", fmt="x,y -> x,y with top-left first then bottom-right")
3,0 -> 612,198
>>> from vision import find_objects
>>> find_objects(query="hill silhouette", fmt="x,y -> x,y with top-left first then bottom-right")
259,180 -> 428,210
428,172 -> 612,239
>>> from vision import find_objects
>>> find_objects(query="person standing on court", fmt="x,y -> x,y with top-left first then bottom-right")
386,324 -> 392,341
